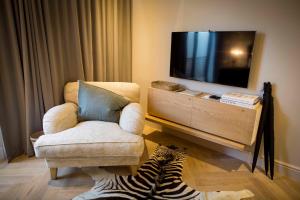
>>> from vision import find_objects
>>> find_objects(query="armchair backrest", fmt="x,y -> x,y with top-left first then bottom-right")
64,82 -> 140,105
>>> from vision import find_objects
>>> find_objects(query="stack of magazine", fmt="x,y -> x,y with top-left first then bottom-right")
220,92 -> 260,109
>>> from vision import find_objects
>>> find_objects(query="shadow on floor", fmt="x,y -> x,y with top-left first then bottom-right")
49,167 -> 94,187
143,130 -> 249,172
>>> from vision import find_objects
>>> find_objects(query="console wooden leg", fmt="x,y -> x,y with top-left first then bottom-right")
50,168 -> 57,180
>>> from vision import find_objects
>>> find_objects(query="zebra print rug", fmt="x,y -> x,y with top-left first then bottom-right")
73,145 -> 254,200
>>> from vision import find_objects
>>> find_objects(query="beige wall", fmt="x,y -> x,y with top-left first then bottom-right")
132,0 -> 300,171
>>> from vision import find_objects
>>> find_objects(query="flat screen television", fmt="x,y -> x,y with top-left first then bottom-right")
170,31 -> 256,88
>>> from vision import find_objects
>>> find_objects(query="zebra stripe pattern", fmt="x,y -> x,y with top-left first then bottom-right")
74,145 -> 254,200
74,145 -> 182,200
152,147 -> 202,200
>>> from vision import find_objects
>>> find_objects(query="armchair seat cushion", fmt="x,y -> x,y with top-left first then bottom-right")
34,121 -> 144,159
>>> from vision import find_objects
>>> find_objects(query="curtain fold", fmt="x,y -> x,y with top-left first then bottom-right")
0,0 -> 132,160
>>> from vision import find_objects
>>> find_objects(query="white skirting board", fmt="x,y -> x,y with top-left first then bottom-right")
145,120 -> 300,182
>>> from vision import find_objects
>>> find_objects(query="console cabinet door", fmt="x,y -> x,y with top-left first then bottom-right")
191,98 -> 256,145
148,88 -> 192,126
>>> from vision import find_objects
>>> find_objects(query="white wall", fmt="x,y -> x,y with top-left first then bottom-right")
132,0 -> 300,174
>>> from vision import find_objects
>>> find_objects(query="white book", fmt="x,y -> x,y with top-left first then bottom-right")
221,92 -> 260,105
221,96 -> 259,105
220,99 -> 259,109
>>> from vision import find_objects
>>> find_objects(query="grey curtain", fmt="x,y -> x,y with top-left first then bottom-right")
0,0 -> 132,160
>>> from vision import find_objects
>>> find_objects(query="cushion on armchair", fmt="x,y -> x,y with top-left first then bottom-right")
35,121 -> 144,158
78,81 -> 130,123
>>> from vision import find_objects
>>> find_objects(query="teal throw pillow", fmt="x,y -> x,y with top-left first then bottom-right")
77,81 -> 130,123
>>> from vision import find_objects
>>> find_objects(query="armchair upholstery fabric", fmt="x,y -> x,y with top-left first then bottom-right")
120,103 -> 145,135
43,103 -> 78,134
35,121 -> 144,158
34,82 -> 144,173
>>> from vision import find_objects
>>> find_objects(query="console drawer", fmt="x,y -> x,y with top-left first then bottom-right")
191,98 -> 257,145
148,88 -> 192,126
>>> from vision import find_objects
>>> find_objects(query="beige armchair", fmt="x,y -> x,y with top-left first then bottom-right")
34,82 -> 145,180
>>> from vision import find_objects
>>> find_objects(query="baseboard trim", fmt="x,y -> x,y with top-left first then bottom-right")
145,121 -> 300,182
249,154 -> 300,181
275,159 -> 300,171
273,159 -> 300,181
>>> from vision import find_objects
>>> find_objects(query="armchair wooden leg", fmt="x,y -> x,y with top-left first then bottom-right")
50,168 -> 57,180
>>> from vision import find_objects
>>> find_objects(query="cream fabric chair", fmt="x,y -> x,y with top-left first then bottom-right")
34,82 -> 145,180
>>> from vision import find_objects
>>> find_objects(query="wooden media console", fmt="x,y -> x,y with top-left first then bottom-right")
146,87 -> 262,151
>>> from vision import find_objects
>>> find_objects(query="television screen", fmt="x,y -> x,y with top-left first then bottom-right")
170,31 -> 256,88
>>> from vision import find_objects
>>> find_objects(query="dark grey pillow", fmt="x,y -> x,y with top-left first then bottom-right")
77,81 -> 129,123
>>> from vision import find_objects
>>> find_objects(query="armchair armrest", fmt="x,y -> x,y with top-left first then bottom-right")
119,103 -> 144,135
43,103 -> 78,134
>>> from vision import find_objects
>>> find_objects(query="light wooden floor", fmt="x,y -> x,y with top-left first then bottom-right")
0,125 -> 300,200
